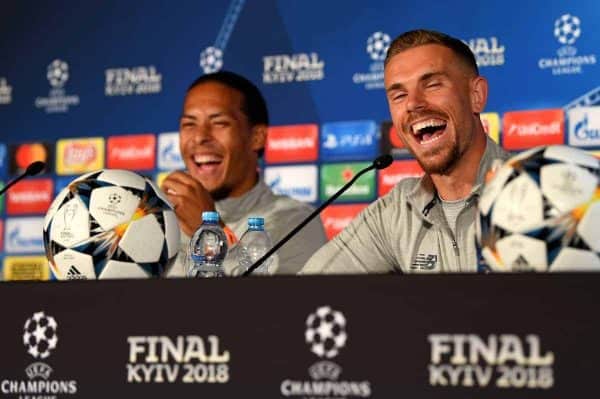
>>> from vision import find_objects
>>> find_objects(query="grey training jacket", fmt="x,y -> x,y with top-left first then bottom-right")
300,137 -> 509,274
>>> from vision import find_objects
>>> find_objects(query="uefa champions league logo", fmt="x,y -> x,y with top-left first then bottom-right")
554,14 -> 581,45
23,311 -> 59,359
36,58 -> 80,112
47,59 -> 69,88
0,311 -> 79,395
279,306 -> 371,397
538,12 -> 595,75
200,46 -> 224,74
305,306 -> 347,359
366,32 -> 390,61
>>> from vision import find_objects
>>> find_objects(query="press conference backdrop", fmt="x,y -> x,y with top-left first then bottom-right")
0,0 -> 599,280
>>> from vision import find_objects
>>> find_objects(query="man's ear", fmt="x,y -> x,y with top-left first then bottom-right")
470,76 -> 488,114
250,124 -> 268,152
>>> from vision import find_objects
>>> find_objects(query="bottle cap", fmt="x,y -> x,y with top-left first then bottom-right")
202,211 -> 220,223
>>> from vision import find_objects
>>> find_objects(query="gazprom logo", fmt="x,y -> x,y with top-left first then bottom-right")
320,120 -> 379,161
568,106 -> 600,147
157,132 -> 184,170
5,217 -> 45,254
264,165 -> 317,203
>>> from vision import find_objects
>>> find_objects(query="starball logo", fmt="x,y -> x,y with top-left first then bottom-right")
35,59 -> 80,113
280,306 -> 371,398
538,13 -> 597,75
352,31 -> 390,90
0,311 -> 78,397
105,65 -> 162,96
263,52 -> 325,84
126,335 -> 231,383
0,77 -> 13,104
428,334 -> 554,389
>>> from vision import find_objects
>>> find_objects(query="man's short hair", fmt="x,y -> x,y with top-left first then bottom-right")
384,29 -> 479,76
187,71 -> 269,157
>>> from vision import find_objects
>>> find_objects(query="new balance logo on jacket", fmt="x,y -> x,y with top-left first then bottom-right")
411,253 -> 438,271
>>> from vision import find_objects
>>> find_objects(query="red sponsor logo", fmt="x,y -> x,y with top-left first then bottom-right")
265,124 -> 318,163
107,134 -> 156,170
321,204 -> 368,240
388,125 -> 406,149
64,142 -> 97,166
503,109 -> 564,150
378,160 -> 424,196
0,220 -> 3,251
7,179 -> 54,215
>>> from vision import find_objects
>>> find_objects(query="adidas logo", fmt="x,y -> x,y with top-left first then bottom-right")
66,265 -> 87,280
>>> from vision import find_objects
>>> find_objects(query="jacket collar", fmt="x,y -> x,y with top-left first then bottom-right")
407,136 -> 509,217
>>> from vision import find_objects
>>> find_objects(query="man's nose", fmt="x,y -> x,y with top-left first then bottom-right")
406,89 -> 426,112
192,123 -> 213,144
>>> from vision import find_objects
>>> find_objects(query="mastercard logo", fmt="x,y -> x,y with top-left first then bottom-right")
15,143 -> 48,170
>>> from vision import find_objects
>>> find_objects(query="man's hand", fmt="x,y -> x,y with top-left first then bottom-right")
161,171 -> 215,236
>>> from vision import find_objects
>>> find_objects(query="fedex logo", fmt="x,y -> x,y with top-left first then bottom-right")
157,132 -> 184,170
503,109 -> 564,150
378,160 -> 424,196
321,204 -> 368,240
265,124 -> 318,164
321,120 -> 379,161
568,106 -> 600,147
5,217 -> 45,254
107,134 -> 156,170
7,179 -> 54,215
264,165 -> 317,203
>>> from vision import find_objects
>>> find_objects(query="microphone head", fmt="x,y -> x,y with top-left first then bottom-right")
373,154 -> 393,170
25,161 -> 46,176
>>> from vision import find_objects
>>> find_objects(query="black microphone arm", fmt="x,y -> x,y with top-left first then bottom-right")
0,161 -> 46,196
242,154 -> 393,276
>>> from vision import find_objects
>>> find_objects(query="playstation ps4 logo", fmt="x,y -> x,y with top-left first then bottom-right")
320,120 -> 379,161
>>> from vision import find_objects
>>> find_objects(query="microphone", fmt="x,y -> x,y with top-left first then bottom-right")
0,161 -> 47,196
242,154 -> 393,276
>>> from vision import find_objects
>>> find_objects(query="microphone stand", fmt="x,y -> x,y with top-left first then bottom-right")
242,158 -> 390,276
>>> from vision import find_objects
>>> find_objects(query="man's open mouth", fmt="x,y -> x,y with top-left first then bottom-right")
192,154 -> 223,171
411,118 -> 448,144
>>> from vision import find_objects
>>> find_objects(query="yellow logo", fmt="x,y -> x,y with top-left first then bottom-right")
56,138 -> 105,175
3,256 -> 51,281
480,112 -> 500,144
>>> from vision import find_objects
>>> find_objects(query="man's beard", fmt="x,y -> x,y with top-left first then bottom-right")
210,185 -> 233,201
416,143 -> 461,175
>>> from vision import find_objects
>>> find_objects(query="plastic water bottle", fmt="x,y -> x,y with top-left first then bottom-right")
235,217 -> 275,275
187,211 -> 228,278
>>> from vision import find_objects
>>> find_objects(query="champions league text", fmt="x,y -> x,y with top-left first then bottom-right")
126,336 -> 230,384
428,334 -> 554,389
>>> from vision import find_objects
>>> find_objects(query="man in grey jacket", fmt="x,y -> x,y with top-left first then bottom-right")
162,71 -> 326,276
301,29 -> 508,274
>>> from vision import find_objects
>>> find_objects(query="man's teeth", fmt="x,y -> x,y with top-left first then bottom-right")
412,119 -> 446,134
193,155 -> 221,164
